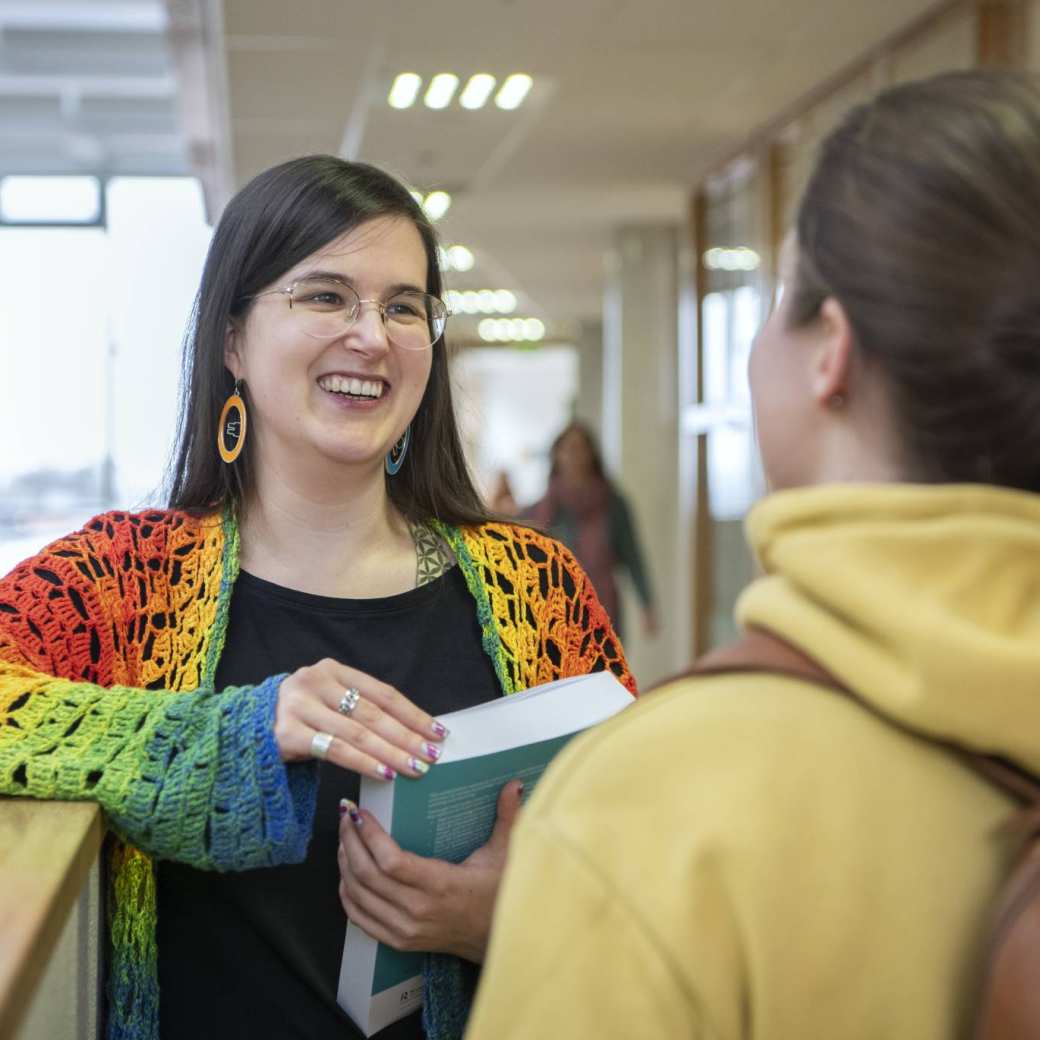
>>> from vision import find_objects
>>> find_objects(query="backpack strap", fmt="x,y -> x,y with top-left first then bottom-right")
672,626 -> 1040,1039
673,626 -> 1040,811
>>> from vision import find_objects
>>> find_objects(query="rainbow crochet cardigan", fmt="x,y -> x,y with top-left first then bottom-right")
0,508 -> 634,1040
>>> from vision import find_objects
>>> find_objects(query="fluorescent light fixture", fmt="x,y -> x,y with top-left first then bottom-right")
447,244 -> 474,271
493,290 -> 517,313
424,73 -> 460,109
1,175 -> 101,223
422,190 -> 451,221
523,318 -> 546,340
495,74 -> 533,110
388,73 -> 422,109
459,74 -> 497,110
704,246 -> 760,272
445,288 -> 518,314
479,315 -> 546,342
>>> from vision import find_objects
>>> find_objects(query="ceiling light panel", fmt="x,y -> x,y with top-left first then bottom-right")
422,190 -> 451,221
388,73 -> 533,110
459,74 -> 497,110
388,73 -> 422,109
494,74 -> 533,110
424,73 -> 459,110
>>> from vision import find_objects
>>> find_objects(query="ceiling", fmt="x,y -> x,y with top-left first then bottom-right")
0,0 -> 184,176
0,0 -> 948,340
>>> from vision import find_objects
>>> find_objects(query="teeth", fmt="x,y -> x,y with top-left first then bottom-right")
318,375 -> 384,398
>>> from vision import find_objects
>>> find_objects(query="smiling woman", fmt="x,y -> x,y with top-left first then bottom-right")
0,155 -> 635,1040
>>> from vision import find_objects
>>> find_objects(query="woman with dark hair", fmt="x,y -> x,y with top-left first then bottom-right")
468,70 -> 1040,1038
0,156 -> 633,1040
528,421 -> 656,640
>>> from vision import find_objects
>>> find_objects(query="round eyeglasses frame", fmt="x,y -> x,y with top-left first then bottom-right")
242,278 -> 450,351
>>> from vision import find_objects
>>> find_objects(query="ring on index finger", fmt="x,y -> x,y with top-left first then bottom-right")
338,687 -> 361,717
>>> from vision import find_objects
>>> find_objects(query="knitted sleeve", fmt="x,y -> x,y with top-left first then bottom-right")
0,514 -> 316,871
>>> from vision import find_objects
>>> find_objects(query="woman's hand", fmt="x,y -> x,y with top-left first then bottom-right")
337,779 -> 524,963
274,658 -> 446,781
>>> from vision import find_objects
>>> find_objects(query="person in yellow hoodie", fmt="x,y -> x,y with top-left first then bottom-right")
464,69 -> 1040,1039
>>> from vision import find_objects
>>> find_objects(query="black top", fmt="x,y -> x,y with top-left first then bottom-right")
157,566 -> 500,1040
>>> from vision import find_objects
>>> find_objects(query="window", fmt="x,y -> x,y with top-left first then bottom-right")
0,176 -> 212,574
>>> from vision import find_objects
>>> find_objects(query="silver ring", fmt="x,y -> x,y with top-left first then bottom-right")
338,687 -> 361,717
310,731 -> 334,760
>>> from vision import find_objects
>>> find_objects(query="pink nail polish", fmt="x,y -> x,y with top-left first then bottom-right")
349,806 -> 363,826
338,799 -> 350,817
423,743 -> 441,761
431,721 -> 448,739
377,764 -> 397,781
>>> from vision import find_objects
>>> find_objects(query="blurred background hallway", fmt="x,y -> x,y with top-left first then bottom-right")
1,5 -> 1038,1028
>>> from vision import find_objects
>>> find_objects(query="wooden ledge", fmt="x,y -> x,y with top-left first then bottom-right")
0,800 -> 103,1038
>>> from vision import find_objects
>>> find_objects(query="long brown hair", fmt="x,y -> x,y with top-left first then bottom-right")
789,70 -> 1040,490
166,156 -> 489,526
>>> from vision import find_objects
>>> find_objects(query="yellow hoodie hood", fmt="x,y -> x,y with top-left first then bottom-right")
738,483 -> 1040,773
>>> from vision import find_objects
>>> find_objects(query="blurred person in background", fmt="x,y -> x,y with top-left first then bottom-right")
528,421 -> 657,640
467,69 -> 1040,1039
0,156 -> 633,1040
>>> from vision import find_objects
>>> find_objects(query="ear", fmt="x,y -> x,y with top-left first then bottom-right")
810,297 -> 855,407
223,323 -> 243,381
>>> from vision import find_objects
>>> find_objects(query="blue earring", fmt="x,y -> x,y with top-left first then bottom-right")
385,425 -> 411,475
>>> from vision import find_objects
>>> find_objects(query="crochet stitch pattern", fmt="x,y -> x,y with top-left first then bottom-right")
0,509 -> 634,1040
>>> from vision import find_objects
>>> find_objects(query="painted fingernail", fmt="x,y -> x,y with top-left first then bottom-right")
423,743 -> 441,761
338,798 -> 351,817
409,757 -> 430,775
377,764 -> 397,781
431,721 -> 448,739
340,798 -> 361,825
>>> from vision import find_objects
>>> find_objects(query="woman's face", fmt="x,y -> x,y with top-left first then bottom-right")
555,428 -> 596,480
225,215 -> 433,482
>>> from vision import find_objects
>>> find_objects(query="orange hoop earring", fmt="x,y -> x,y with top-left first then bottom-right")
218,381 -> 247,464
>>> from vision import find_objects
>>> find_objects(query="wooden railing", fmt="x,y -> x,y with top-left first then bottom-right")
0,800 -> 103,1040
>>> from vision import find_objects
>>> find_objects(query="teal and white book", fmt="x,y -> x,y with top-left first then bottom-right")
336,669 -> 633,1036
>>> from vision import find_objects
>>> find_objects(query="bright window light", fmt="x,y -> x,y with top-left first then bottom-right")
495,74 -> 533,110
424,73 -> 460,110
422,190 -> 451,221
388,73 -> 422,109
1,176 -> 101,223
459,74 -> 497,110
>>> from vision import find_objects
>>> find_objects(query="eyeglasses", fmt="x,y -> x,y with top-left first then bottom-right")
246,275 -> 449,351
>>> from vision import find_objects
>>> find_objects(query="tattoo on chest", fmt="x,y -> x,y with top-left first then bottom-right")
411,523 -> 456,587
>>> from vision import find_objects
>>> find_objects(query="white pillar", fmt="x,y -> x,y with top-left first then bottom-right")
572,319 -> 603,437
602,225 -> 685,688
